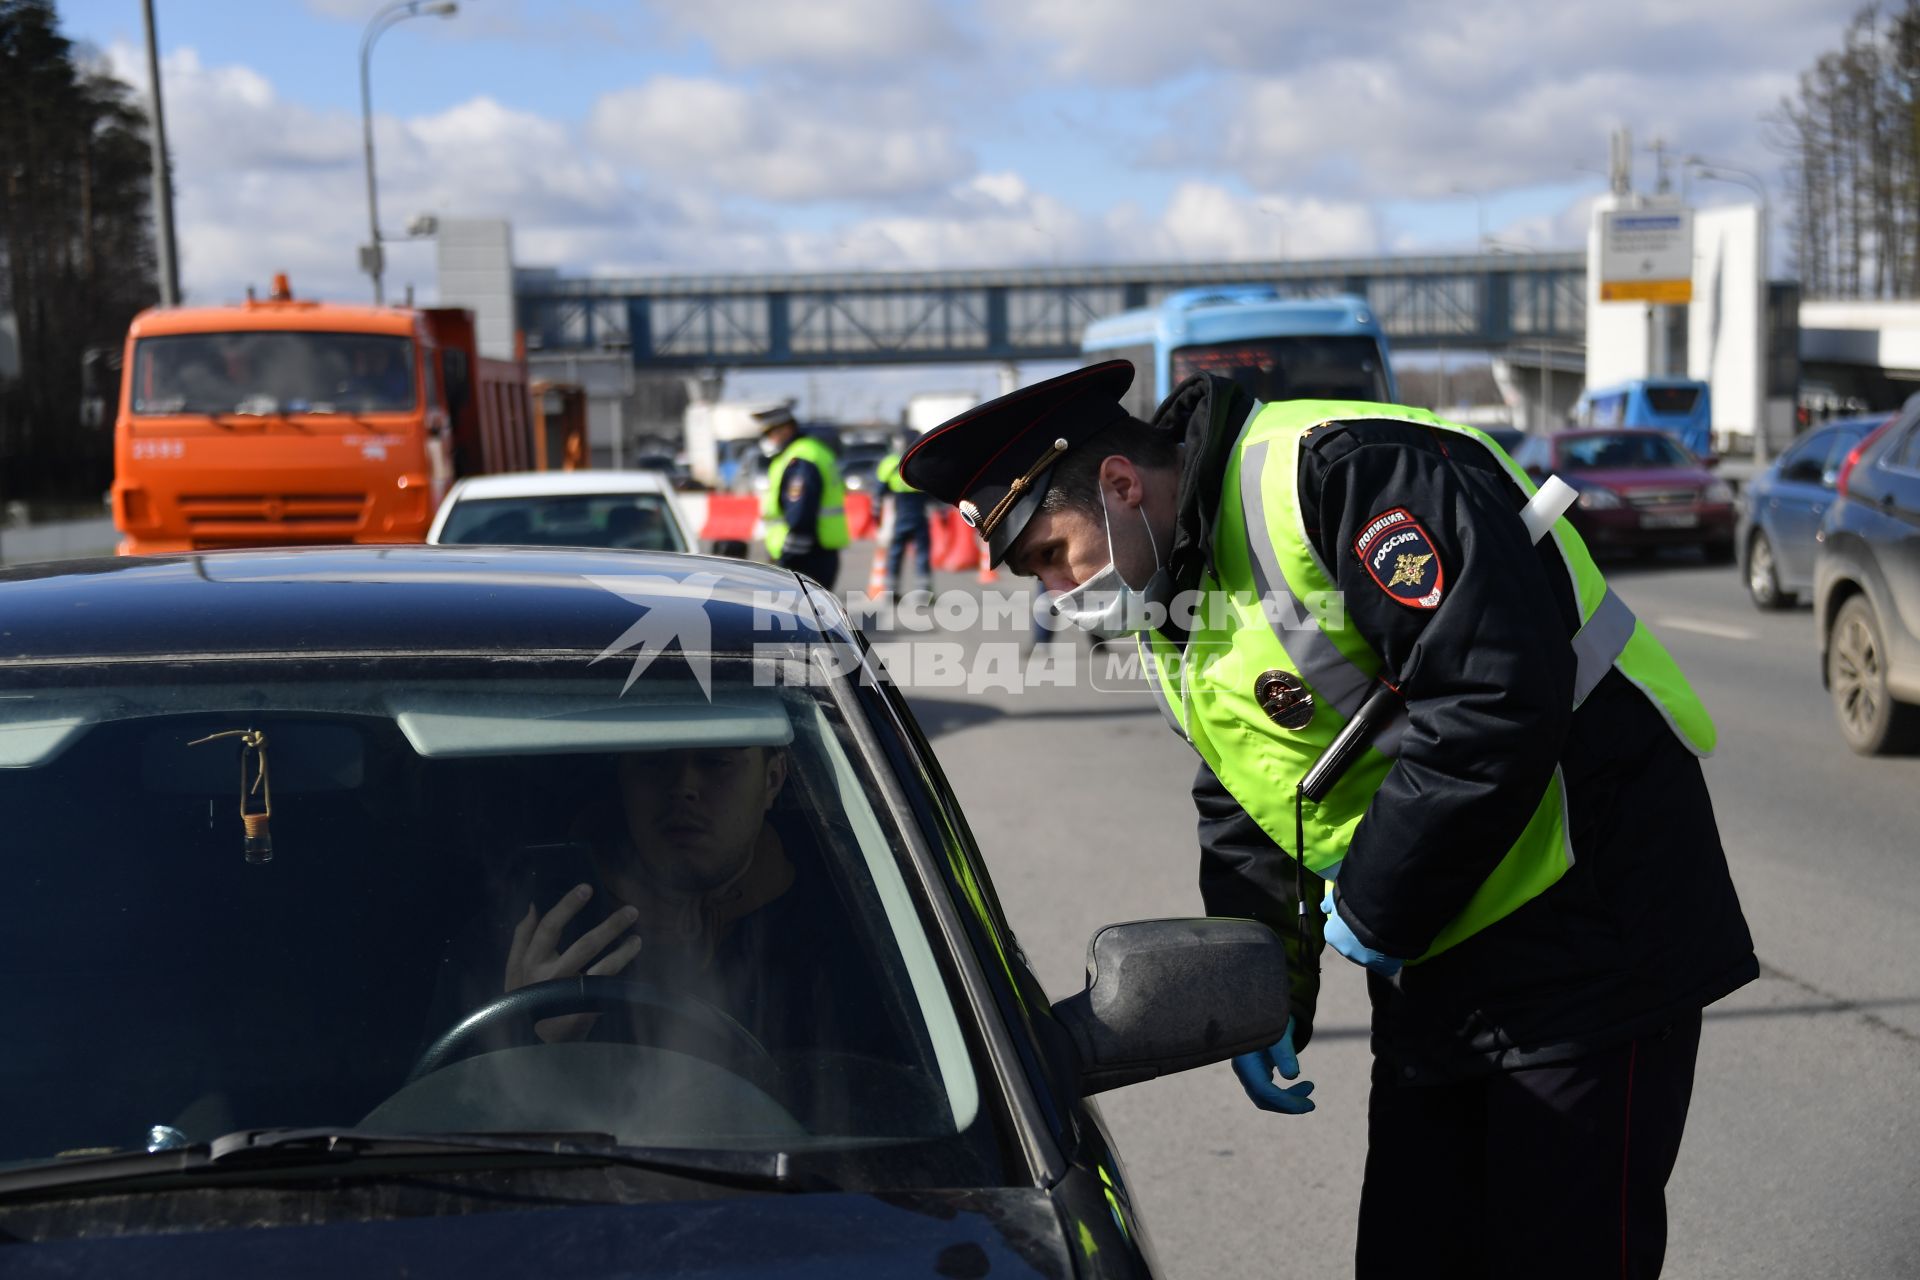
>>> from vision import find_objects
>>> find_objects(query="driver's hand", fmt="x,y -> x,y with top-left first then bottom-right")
504,884 -> 644,1043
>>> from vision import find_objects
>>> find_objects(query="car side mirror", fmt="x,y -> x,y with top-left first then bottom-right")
1049,917 -> 1289,1096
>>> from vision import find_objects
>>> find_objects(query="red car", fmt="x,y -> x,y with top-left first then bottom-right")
1510,428 -> 1736,561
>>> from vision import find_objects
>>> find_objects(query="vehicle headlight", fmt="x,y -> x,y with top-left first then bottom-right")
1576,487 -> 1623,510
1703,480 -> 1734,504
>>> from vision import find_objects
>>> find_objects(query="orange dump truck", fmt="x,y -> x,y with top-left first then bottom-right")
111,276 -> 582,554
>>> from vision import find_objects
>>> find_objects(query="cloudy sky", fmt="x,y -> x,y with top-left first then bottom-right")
61,0 -> 1851,414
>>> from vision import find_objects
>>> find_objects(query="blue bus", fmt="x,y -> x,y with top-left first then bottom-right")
1572,378 -> 1714,457
1080,287 -> 1396,421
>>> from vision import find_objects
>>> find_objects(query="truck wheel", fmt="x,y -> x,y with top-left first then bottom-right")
1745,531 -> 1793,609
1828,595 -> 1920,755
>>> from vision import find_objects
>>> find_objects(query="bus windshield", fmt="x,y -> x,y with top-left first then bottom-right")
132,332 -> 417,416
1171,335 -> 1389,402
1643,386 -> 1702,415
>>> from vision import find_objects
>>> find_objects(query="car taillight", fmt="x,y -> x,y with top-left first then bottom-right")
1836,418 -> 1895,498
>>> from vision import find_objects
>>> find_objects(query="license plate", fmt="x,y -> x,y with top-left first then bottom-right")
1640,512 -> 1699,529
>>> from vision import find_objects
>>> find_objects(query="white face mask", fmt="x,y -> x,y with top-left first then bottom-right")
1049,483 -> 1168,635
758,436 -> 783,459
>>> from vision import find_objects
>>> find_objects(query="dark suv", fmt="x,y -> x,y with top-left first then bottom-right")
1815,399 -> 1920,753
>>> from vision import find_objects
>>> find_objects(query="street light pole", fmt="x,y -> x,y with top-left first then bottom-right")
140,0 -> 181,306
360,1 -> 458,305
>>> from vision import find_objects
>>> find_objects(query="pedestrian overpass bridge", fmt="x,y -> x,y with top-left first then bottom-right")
515,250 -> 1588,370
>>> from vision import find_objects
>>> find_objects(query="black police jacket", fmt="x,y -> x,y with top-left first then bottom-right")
1157,378 -> 1759,1081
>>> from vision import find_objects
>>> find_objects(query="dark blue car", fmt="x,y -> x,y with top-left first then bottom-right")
1737,415 -> 1889,608
1815,403 -> 1920,754
0,548 -> 1288,1275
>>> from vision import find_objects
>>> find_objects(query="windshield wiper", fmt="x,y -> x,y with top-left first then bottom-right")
0,1127 -> 810,1202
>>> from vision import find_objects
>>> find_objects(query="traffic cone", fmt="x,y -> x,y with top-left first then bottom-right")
865,496 -> 896,599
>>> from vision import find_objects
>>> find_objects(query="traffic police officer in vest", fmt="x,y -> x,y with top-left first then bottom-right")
756,403 -> 848,590
876,436 -> 934,596
900,360 -> 1757,1279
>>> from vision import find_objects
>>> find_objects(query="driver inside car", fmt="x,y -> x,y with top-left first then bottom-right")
506,745 -> 794,1043
427,743 -> 879,1069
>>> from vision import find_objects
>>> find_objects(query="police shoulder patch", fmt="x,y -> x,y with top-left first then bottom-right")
1353,507 -> 1445,609
784,477 -> 806,503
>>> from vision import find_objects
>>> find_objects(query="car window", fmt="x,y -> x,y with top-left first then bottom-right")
0,655 -> 999,1185
1817,426 -> 1869,483
1773,430 -> 1827,473
1883,424 -> 1920,473
439,493 -> 687,551
1558,432 -> 1689,471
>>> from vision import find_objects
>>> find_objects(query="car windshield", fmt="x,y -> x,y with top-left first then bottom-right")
1558,432 -> 1692,470
439,493 -> 687,551
1171,335 -> 1390,401
0,653 -> 994,1187
132,332 -> 417,415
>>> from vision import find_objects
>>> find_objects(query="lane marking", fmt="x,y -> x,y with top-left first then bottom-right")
1655,616 -> 1756,642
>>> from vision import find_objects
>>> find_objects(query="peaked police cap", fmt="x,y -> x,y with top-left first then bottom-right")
898,360 -> 1134,566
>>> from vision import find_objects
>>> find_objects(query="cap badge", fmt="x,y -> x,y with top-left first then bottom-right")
1254,669 -> 1314,731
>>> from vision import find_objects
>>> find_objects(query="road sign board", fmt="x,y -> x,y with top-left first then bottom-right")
1599,209 -> 1694,303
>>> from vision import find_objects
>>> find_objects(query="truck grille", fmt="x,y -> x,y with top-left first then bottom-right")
179,492 -> 369,530
1625,487 -> 1698,509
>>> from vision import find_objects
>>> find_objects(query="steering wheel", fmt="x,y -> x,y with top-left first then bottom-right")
406,976 -> 774,1086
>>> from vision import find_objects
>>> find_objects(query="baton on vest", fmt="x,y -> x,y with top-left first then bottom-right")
1297,476 -> 1578,804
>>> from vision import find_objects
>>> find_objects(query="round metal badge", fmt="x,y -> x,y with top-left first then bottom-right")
957,499 -> 982,529
1254,669 -> 1314,730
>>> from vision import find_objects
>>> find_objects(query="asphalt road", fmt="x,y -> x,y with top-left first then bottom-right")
888,552 -> 1920,1279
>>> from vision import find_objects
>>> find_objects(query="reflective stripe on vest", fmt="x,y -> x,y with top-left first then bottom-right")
763,436 -> 850,556
1239,435 -> 1411,759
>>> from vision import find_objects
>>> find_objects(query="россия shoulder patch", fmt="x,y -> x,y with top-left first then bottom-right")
1353,507 -> 1445,609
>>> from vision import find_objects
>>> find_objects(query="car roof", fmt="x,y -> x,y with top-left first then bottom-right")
445,470 -> 678,500
1550,427 -> 1677,440
0,547 -> 836,663
1807,414 -> 1891,433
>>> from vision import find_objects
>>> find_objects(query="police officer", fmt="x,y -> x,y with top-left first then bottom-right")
900,361 -> 1756,1279
756,405 -> 848,589
876,437 -> 933,596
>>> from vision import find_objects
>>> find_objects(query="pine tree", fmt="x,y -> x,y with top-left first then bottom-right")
0,0 -> 160,507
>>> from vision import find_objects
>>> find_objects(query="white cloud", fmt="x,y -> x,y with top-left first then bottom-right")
108,42 -> 646,303
102,0 -> 1851,310
587,77 -> 972,203
739,175 -> 1378,273
998,0 -> 1843,202
986,0 -> 1339,83
649,0 -> 966,72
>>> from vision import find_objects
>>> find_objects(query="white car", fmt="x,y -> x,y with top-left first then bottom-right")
427,471 -> 694,553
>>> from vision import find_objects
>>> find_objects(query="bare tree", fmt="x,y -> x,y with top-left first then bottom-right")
1770,2 -> 1920,300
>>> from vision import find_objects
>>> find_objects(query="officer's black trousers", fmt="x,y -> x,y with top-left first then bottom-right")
779,548 -> 841,591
1356,1012 -> 1702,1280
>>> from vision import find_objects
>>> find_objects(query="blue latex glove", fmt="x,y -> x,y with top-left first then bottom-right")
1321,885 -> 1404,977
1230,1017 -> 1316,1114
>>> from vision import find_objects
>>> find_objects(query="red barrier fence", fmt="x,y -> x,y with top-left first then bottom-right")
845,492 -> 876,541
690,493 -> 759,545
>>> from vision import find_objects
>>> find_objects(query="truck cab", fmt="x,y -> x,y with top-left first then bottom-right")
111,277 -> 548,555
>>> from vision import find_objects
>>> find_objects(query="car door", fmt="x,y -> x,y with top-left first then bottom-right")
1866,421 -> 1920,686
1768,427 -> 1854,585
